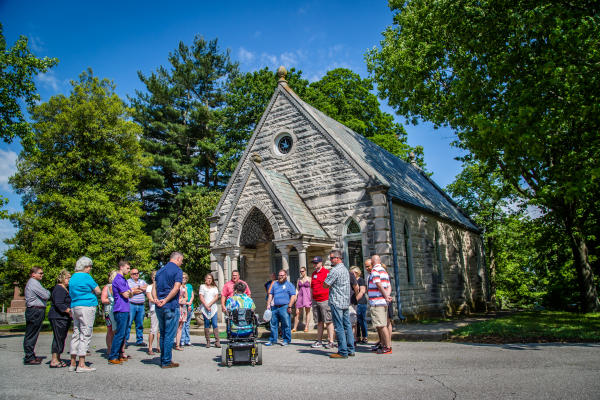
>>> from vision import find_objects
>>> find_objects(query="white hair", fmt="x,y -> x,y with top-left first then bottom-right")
75,256 -> 93,271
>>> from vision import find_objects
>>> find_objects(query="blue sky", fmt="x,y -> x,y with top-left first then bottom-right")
0,0 -> 466,254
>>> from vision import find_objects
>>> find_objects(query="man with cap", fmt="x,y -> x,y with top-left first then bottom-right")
309,256 -> 335,349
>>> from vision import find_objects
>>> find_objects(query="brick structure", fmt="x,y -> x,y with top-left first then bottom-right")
209,67 -> 489,318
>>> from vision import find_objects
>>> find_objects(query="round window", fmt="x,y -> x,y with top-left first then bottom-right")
276,134 -> 293,155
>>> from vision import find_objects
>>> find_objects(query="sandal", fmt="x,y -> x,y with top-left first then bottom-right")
291,329 -> 297,332
49,361 -> 68,368
147,350 -> 155,355
175,346 -> 183,351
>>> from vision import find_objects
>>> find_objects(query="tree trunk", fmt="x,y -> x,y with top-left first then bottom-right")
565,219 -> 600,312
486,236 -> 497,307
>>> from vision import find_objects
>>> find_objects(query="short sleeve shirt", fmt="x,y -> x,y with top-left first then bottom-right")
324,263 -> 351,309
112,274 -> 131,313
146,284 -> 155,312
155,262 -> 183,310
127,278 -> 147,304
368,265 -> 390,306
222,279 -> 251,300
310,267 -> 330,302
269,281 -> 296,306
69,272 -> 99,307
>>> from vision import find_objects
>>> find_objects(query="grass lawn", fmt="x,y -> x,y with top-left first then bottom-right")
450,311 -> 600,343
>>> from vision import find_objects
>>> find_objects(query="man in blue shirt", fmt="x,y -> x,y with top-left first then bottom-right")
152,252 -> 183,368
266,269 -> 297,346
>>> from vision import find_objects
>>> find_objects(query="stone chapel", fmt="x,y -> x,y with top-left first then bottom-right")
209,67 -> 489,318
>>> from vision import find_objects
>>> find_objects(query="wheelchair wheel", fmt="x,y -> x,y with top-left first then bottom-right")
220,345 -> 228,367
256,343 -> 263,365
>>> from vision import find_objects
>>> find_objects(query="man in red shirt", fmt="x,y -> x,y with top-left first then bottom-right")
310,256 -> 335,348
221,270 -> 251,314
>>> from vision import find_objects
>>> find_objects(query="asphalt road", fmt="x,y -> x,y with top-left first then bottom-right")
1,332 -> 599,400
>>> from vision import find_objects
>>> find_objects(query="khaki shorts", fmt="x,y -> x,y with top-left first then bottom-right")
312,300 -> 332,323
370,305 -> 388,328
349,304 -> 357,325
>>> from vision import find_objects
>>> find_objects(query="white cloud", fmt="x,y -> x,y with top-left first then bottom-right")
279,51 -> 299,67
0,219 -> 16,256
260,53 -> 279,68
238,47 -> 256,63
0,150 -> 17,190
37,70 -> 62,92
28,35 -> 44,53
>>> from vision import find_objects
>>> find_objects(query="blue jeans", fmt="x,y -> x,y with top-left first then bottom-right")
156,306 -> 179,366
126,303 -> 145,344
330,303 -> 355,356
357,303 -> 368,339
269,305 -> 291,344
181,305 -> 193,345
109,311 -> 129,360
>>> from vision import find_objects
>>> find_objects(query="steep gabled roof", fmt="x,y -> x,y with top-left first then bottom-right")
255,165 -> 328,238
279,83 -> 480,233
212,78 -> 479,234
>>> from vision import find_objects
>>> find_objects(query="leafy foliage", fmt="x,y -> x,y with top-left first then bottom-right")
130,36 -> 238,256
4,70 -> 152,287
159,189 -> 222,286
368,0 -> 600,310
0,23 -> 58,144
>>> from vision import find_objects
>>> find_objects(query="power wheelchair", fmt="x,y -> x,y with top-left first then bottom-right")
221,308 -> 262,367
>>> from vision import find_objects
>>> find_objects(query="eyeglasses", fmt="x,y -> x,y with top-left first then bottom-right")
329,256 -> 338,260
36,271 -> 44,275
131,272 -> 139,275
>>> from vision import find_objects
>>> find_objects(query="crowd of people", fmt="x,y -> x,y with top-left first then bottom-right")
22,249 -> 394,370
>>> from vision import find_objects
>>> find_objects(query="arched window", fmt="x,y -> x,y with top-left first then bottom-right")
434,228 -> 443,283
344,218 -> 363,268
403,221 -> 414,284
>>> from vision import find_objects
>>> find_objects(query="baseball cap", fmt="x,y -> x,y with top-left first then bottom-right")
311,256 -> 322,263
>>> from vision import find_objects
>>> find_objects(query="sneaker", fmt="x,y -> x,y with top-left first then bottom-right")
68,365 -> 77,372
323,342 -> 335,349
76,367 -> 96,373
348,352 -> 356,357
376,346 -> 392,354
184,342 -> 191,346
310,341 -> 323,348
264,341 -> 275,346
329,353 -> 348,359
371,343 -> 382,352
281,342 -> 289,346
136,342 -> 147,346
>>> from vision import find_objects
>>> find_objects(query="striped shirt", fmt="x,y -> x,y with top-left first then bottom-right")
367,264 -> 390,306
324,263 -> 351,309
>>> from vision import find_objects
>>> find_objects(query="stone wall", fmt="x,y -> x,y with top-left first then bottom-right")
390,202 -> 487,317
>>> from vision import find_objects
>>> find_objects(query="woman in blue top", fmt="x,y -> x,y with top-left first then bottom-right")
68,256 -> 100,373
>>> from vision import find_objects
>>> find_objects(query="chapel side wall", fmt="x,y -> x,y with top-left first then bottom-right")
391,202 -> 487,317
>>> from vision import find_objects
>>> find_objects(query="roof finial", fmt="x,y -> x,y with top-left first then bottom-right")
409,152 -> 418,168
277,66 -> 287,83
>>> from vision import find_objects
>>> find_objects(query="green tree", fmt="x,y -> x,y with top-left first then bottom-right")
368,0 -> 600,311
0,23 -> 58,144
130,36 -> 238,255
4,70 -> 152,287
305,68 -> 425,165
160,189 -> 222,287
446,160 -> 516,305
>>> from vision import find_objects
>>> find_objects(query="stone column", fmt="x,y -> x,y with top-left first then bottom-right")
230,247 -> 240,275
276,244 -> 290,274
297,243 -> 308,272
215,253 -> 226,292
